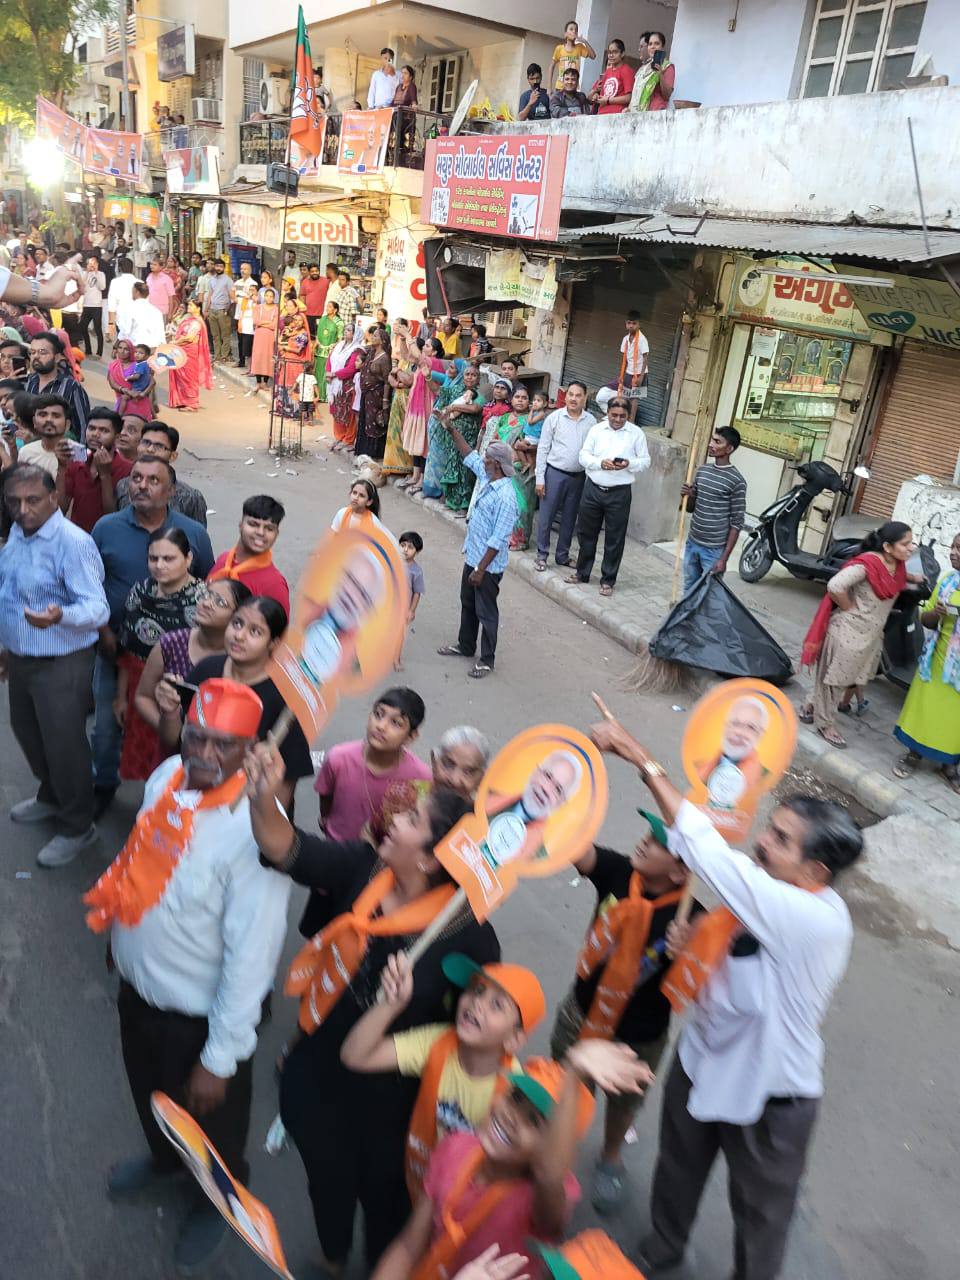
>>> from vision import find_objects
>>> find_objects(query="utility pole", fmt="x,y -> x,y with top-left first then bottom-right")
118,0 -> 131,130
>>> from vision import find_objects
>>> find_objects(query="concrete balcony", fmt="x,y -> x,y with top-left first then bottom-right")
479,84 -> 960,230
143,124 -> 225,171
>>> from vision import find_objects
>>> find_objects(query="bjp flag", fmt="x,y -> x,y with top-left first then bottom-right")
289,5 -> 325,158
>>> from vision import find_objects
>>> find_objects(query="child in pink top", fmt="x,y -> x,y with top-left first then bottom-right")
315,687 -> 432,842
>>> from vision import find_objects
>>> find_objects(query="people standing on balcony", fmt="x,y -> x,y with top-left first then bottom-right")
300,263 -> 330,340
312,65 -> 334,111
617,310 -> 649,423
393,68 -> 419,163
392,64 -> 419,108
250,288 -> 280,388
550,68 -> 592,117
588,40 -> 635,115
368,47 -> 399,109
629,31 -> 675,113
518,63 -> 552,121
134,227 -> 163,282
550,20 -> 598,90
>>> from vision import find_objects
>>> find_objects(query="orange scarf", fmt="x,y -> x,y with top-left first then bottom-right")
209,544 -> 275,584
575,873 -> 685,1039
406,1030 -> 511,1200
618,332 -> 644,390
661,907 -> 741,1015
83,767 -> 247,933
413,1143 -> 516,1280
285,870 -> 457,1033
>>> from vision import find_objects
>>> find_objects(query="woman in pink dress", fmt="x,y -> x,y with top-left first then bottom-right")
401,343 -> 445,494
108,338 -> 154,419
250,287 -> 279,386
167,300 -> 213,412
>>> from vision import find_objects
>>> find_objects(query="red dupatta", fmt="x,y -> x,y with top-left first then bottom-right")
800,553 -> 906,668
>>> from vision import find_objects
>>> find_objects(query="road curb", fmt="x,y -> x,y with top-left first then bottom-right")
391,479 -> 921,822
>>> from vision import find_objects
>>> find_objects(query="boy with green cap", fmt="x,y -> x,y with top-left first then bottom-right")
550,810 -> 697,1214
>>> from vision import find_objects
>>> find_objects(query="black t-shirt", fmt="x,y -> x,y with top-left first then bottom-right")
573,845 -> 699,1044
180,655 -> 314,783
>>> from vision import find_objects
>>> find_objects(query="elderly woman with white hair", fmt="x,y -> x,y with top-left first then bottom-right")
431,724 -> 491,799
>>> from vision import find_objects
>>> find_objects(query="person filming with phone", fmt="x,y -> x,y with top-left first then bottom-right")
566,395 -> 650,598
629,31 -> 675,113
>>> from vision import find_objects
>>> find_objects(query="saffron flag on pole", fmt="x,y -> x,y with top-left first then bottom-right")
289,6 -> 325,157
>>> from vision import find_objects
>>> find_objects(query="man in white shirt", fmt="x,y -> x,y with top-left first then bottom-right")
566,395 -> 650,595
116,280 -> 167,349
106,256 -> 139,339
85,678 -> 291,1273
618,310 -> 650,423
588,712 -> 863,1280
134,226 -> 163,278
367,46 -> 399,108
534,379 -> 595,569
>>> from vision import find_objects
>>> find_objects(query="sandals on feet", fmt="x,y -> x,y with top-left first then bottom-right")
942,767 -> 960,795
535,558 -> 547,572
599,584 -> 614,597
892,753 -> 920,779
818,728 -> 847,748
437,645 -> 468,657
469,663 -> 493,679
565,573 -> 586,585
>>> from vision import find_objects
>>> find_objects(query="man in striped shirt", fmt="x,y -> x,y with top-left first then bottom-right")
681,426 -> 747,593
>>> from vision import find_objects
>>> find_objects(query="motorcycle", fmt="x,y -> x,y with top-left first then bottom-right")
738,460 -> 873,585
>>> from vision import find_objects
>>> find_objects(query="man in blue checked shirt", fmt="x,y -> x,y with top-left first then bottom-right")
436,428 -> 518,679
0,464 -> 109,868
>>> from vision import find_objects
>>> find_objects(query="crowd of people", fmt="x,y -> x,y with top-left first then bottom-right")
519,26 -> 675,120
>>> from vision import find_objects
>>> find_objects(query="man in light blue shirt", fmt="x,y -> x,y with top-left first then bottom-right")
436,426 -> 517,678
0,463 -> 109,867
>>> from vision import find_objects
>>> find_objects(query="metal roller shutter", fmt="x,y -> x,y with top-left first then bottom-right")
561,259 -> 686,427
860,344 -> 960,519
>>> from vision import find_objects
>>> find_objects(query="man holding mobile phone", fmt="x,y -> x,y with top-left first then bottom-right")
566,395 -> 650,597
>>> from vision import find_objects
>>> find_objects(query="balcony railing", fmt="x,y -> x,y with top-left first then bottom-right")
144,123 -> 225,170
239,108 -> 451,172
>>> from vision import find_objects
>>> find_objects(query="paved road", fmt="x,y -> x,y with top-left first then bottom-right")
2,366 -> 956,1280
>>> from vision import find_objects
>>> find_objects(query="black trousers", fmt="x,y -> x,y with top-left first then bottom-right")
280,1031 -> 414,1266
80,305 -> 104,356
649,1057 -> 819,1280
457,563 -> 502,667
306,314 -> 319,339
574,479 -> 632,586
237,332 -> 254,365
8,646 -> 95,834
536,465 -> 584,563
117,980 -> 253,1182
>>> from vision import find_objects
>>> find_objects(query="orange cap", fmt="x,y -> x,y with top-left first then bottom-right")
537,1230 -> 646,1280
505,1056 -> 595,1138
441,954 -> 546,1032
187,678 -> 263,739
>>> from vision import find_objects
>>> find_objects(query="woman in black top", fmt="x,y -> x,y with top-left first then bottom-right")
154,595 -> 313,808
247,741 -> 499,1270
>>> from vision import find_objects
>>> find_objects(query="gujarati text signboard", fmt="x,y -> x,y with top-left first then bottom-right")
727,256 -> 887,342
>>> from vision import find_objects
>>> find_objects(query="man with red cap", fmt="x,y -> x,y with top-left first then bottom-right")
84,678 -> 292,1274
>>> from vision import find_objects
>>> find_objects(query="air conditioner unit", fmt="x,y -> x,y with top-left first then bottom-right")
191,97 -> 223,123
259,76 -> 290,115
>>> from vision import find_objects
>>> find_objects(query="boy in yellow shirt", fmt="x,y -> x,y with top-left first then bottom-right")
341,950 -> 546,1197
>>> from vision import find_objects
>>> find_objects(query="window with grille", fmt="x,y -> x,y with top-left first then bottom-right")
426,55 -> 462,113
801,0 -> 927,98
243,58 -> 265,121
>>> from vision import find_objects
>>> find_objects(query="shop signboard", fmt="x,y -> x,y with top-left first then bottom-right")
284,209 -> 358,247
337,109 -> 393,176
157,25 -> 196,82
843,266 -> 960,350
227,202 -> 283,250
485,248 -> 558,310
163,146 -> 221,195
377,224 -> 429,318
727,257 -> 884,342
422,133 -> 568,242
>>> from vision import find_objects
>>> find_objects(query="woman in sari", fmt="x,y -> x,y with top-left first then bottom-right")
354,325 -> 392,461
278,298 -> 311,388
250,287 -> 279,386
313,300 -> 343,402
327,324 -> 364,451
400,341 -> 445,495
384,357 -> 416,479
629,31 -> 675,112
893,530 -> 960,791
799,521 -> 920,748
108,338 -> 154,419
163,254 -> 187,309
167,299 -> 213,412
434,364 -> 486,513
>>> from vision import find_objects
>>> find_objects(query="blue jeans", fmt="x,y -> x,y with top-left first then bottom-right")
683,540 -> 726,594
91,652 -> 121,789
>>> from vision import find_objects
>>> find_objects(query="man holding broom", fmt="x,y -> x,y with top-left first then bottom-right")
589,695 -> 863,1280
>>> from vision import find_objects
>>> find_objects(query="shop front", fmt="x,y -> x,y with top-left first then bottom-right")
714,257 -> 890,517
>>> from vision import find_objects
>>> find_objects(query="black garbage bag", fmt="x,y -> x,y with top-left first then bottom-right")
649,572 -> 794,685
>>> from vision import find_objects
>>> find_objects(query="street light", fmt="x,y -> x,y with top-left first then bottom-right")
23,138 -> 65,191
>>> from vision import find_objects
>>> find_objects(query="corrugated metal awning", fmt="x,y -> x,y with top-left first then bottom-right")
557,216 -> 960,263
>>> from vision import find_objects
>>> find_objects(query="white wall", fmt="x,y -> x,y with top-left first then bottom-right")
669,0 -> 807,106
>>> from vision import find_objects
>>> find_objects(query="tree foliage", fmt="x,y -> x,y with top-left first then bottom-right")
0,0 -> 115,124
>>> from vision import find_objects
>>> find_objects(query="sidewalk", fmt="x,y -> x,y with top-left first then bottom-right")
392,479 -> 960,824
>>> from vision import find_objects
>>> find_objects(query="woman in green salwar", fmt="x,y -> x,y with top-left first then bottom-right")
434,364 -> 486,512
893,530 -> 960,793
313,300 -> 343,401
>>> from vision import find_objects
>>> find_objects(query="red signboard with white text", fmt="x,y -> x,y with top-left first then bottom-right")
422,134 -> 568,242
